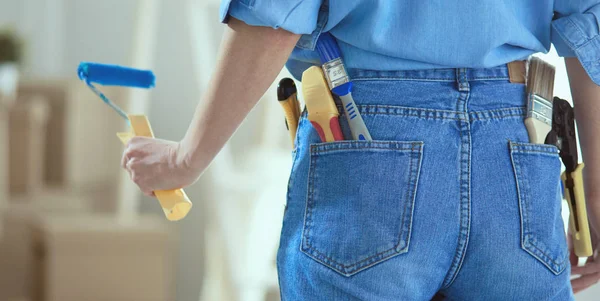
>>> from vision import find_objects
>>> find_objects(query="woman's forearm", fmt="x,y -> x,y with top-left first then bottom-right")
565,58 -> 600,207
181,17 -> 300,170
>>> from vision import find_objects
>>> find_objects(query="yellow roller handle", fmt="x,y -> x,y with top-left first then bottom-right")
117,115 -> 192,221
563,163 -> 593,257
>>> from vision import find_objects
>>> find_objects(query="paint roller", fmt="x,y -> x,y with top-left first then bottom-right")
78,62 -> 192,221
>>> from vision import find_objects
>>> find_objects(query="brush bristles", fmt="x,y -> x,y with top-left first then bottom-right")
526,57 -> 555,101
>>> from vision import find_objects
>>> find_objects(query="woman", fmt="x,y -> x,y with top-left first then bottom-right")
121,1 -> 600,299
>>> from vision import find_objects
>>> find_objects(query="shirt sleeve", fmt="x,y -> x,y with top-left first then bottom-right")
220,0 -> 323,35
552,1 -> 600,85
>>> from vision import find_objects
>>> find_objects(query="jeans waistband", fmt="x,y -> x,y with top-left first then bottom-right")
348,64 -> 514,82
346,63 -> 527,114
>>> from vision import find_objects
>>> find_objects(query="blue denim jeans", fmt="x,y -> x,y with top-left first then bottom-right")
277,65 -> 574,300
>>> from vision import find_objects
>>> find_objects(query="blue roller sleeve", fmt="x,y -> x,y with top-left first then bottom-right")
316,32 -> 342,64
78,62 -> 156,89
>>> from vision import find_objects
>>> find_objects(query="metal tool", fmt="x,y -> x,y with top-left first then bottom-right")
546,96 -> 593,257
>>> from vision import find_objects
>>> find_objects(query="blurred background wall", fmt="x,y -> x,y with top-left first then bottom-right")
0,0 -> 597,301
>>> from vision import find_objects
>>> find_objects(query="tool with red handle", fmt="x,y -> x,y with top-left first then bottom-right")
302,66 -> 344,142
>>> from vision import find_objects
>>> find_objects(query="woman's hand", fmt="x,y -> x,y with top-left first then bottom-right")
121,137 -> 200,196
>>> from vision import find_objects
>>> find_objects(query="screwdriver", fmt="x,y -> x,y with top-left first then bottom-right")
302,66 -> 344,142
277,78 -> 301,147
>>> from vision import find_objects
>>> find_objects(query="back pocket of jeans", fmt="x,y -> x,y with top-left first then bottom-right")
301,140 -> 423,276
509,141 -> 568,275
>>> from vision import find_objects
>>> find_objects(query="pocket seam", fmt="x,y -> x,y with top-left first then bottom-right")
302,141 -> 423,276
310,140 -> 422,155
509,141 -> 560,155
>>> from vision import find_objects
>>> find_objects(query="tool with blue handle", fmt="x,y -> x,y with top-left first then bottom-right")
77,62 -> 192,221
316,33 -> 372,141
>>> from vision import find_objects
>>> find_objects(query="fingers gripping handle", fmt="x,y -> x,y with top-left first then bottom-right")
118,115 -> 192,221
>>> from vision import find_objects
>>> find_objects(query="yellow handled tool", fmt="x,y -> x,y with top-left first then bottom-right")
118,115 -> 192,221
277,78 -> 301,147
302,66 -> 344,142
547,96 -> 592,257
563,165 -> 593,257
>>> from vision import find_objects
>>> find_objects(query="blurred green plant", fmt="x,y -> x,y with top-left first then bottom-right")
0,28 -> 22,64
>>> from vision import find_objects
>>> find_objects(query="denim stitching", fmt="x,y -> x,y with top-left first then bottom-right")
509,141 -> 528,261
509,142 -> 566,275
301,145 -> 318,252
333,104 -> 528,121
515,151 -> 532,239
304,145 -> 419,265
311,140 -> 423,151
351,76 -> 509,82
470,113 -> 525,122
510,142 -> 559,155
404,143 -> 424,253
528,239 -> 568,267
359,104 -> 458,115
452,93 -> 472,287
469,107 -> 527,121
305,243 -> 398,271
301,142 -> 423,275
313,146 -> 416,153
442,74 -> 471,289
513,150 -> 560,156
353,77 -> 456,82
356,106 -> 462,120
394,143 -> 417,252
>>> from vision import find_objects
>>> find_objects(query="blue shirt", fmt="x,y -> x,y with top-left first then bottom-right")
220,1 -> 600,85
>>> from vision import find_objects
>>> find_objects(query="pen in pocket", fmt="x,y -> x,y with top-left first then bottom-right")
302,66 -> 344,142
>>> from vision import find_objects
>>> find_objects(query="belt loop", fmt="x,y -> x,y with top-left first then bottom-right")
456,68 -> 469,92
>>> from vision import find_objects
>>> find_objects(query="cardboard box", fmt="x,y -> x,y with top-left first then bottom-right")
0,190 -> 92,301
31,214 -> 177,301
16,79 -> 128,188
17,79 -> 129,211
0,95 -> 11,240
17,79 -> 71,187
9,97 -> 50,197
